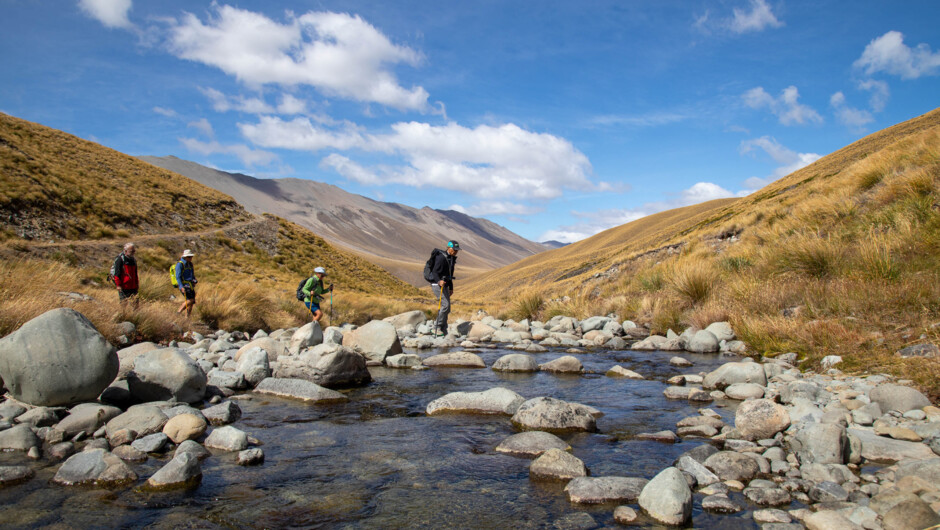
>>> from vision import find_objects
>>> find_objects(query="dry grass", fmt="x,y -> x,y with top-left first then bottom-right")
507,289 -> 545,322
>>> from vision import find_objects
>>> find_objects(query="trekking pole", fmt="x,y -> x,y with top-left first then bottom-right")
436,286 -> 443,336
329,288 -> 333,327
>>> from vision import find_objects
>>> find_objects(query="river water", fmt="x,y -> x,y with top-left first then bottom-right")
0,346 -> 762,529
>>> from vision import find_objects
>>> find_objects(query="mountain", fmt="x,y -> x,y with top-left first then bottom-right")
137,156 -> 548,285
540,240 -> 569,249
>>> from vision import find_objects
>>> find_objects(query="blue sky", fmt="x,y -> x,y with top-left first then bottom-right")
2,1 -> 939,243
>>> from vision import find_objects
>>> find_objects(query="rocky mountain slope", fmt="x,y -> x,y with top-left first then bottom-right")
137,156 -> 549,285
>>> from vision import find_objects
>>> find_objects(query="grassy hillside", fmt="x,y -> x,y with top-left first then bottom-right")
465,107 -> 940,396
0,113 -> 426,340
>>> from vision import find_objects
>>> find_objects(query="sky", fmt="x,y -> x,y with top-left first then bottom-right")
1,1 -> 939,244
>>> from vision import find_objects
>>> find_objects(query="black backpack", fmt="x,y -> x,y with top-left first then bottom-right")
295,277 -> 313,301
423,249 -> 441,283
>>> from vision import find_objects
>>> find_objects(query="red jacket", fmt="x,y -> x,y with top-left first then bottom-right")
111,253 -> 138,290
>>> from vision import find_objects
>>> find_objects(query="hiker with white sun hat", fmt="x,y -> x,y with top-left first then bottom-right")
301,266 -> 333,323
174,249 -> 198,318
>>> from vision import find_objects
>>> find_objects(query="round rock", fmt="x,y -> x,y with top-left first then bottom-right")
529,448 -> 587,481
492,354 -> 539,372
638,467 -> 692,526
426,387 -> 525,416
511,397 -> 597,433
735,399 -> 791,441
495,431 -> 571,457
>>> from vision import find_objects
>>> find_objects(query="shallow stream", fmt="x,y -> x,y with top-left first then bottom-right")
0,346 -> 763,529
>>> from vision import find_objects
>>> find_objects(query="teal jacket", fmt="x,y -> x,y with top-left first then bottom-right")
302,276 -> 329,303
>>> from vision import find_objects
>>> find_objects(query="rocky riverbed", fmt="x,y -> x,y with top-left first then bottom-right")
1,308 -> 939,529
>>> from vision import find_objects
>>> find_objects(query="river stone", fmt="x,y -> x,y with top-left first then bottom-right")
0,424 -> 40,451
704,451 -> 760,482
175,439 -> 211,461
676,454 -> 719,486
846,428 -> 936,463
207,369 -> 247,390
687,330 -> 720,353
131,432 -> 169,453
0,308 -> 118,407
613,506 -> 638,524
631,335 -> 668,350
127,348 -> 206,404
163,413 -> 207,443
743,486 -> 791,506
703,362 -> 767,390
529,448 -> 587,481
579,316 -> 611,333
341,320 -> 402,363
0,401 -> 26,420
809,481 -> 849,503
205,425 -> 248,451
105,405 -> 168,440
384,310 -> 426,329
237,447 -> 264,466
112,444 -> 146,462
492,354 -> 539,372
636,430 -> 678,443
705,322 -> 735,341
539,356 -> 583,374
897,343 -> 940,358
116,342 -> 161,377
495,431 -> 570,457
606,366 -> 644,379
427,387 -> 525,416
724,382 -> 765,400
564,476 -> 649,504
15,406 -> 58,427
511,397 -> 597,433
869,384 -> 931,413
0,465 -> 34,486
53,448 -> 109,485
895,457 -> 940,484
663,386 -> 691,400
803,510 -> 863,530
253,377 -> 348,403
323,327 -> 343,345
736,399 -> 791,441
701,494 -> 743,513
55,403 -> 122,437
386,353 -> 423,368
467,322 -> 496,340
274,343 -> 371,388
235,337 -> 286,363
202,401 -> 242,425
236,347 -> 271,387
789,423 -> 846,464
883,496 -> 940,530
638,467 -> 692,526
145,452 -> 202,490
423,351 -> 486,368
289,322 -> 324,355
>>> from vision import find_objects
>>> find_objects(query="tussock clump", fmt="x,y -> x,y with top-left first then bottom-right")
508,290 -> 544,322
669,264 -> 718,306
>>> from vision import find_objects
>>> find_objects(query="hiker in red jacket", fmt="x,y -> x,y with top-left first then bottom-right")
111,242 -> 139,308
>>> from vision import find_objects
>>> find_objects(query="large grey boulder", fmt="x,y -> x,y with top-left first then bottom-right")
869,384 -> 931,413
384,310 -> 426,329
273,343 -> 371,388
676,454 -> 719,486
894,457 -> 940,484
0,424 -> 40,451
423,351 -> 486,368
145,452 -> 201,490
204,425 -> 248,451
288,322 -> 324,355
426,387 -> 525,416
638,467 -> 692,526
55,403 -> 122,437
341,320 -> 402,363
492,354 -> 539,372
735,399 -> 791,441
687,330 -> 720,353
116,342 -> 161,379
253,377 -> 348,403
580,316 -> 612,333
705,322 -> 735,341
529,448 -> 587,481
703,451 -> 760,482
564,476 -> 649,504
703,361 -> 767,390
495,431 -> 571,457
127,348 -> 206,404
788,423 -> 847,465
236,346 -> 271,387
0,308 -> 118,406
201,401 -> 242,425
234,337 -> 286,362
467,323 -> 496,341
539,356 -> 583,374
848,428 -> 937,463
511,397 -> 597,433
322,327 -> 343,345
0,466 -> 34,486
631,335 -> 668,351
52,448 -> 136,487
385,353 -> 422,368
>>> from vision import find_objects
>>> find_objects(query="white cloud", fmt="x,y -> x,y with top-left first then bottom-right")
830,91 -> 874,132
200,87 -> 309,116
187,118 -> 214,138
152,106 -> 177,117
588,112 -> 687,128
730,0 -> 783,34
854,31 -> 940,80
538,182 -> 740,244
180,138 -> 278,167
78,0 -> 133,29
859,79 -> 890,112
447,202 -> 541,217
740,136 -> 821,189
743,86 -> 822,125
166,6 -> 431,111
246,117 -> 597,200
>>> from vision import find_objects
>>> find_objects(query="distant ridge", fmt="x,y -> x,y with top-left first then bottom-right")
540,240 -> 568,249
138,156 -> 547,285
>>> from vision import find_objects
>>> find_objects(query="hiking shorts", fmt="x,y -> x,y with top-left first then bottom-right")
305,301 -> 321,313
119,289 -> 138,301
183,287 -> 196,301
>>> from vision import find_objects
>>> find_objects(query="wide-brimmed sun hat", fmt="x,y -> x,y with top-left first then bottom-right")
182,249 -> 195,258
314,267 -> 327,275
